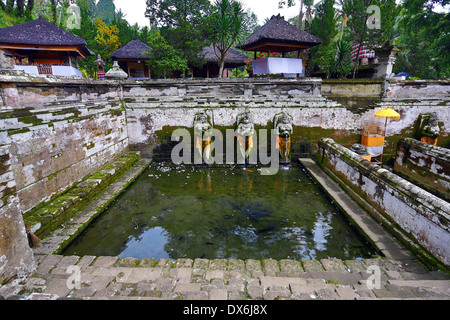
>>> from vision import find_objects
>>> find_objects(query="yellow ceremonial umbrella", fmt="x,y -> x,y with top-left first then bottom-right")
374,107 -> 400,136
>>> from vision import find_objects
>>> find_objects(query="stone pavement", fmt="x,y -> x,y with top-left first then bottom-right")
1,255 -> 449,300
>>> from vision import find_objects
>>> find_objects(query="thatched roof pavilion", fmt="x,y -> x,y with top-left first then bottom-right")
237,14 -> 321,54
200,44 -> 248,68
194,44 -> 248,78
111,39 -> 151,60
110,39 -> 151,79
236,14 -> 321,77
0,17 -> 93,76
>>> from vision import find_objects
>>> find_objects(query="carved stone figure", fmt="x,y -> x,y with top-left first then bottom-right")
420,112 -> 440,145
0,50 -> 13,70
274,113 -> 293,164
194,111 -> 213,164
236,111 -> 255,164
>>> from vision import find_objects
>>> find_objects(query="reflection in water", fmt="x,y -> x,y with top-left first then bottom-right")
62,163 -> 377,260
313,211 -> 333,252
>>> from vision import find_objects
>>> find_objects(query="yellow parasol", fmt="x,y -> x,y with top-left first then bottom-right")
374,107 -> 400,136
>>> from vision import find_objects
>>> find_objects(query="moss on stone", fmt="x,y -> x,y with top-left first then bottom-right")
24,152 -> 141,239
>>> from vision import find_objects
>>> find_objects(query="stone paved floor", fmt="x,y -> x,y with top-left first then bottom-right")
1,255 -> 449,300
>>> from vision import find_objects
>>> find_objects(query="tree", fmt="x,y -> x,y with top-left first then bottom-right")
210,0 -> 246,78
309,0 -> 338,48
26,0 -> 35,14
341,0 -> 399,78
278,0 -> 304,30
94,18 -> 121,68
145,0 -> 214,74
16,0 -> 25,15
95,0 -> 116,24
308,0 -> 339,75
394,0 -> 449,78
333,39 -> 352,78
145,28 -> 189,78
6,0 -> 15,12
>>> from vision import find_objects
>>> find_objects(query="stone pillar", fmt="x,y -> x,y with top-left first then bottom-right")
0,141 -> 36,283
375,48 -> 399,79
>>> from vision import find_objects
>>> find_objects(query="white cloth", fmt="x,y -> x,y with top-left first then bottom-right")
51,66 -> 83,78
366,146 -> 384,157
14,65 -> 39,75
252,57 -> 303,75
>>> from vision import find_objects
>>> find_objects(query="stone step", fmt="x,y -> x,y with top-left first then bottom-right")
387,279 -> 450,289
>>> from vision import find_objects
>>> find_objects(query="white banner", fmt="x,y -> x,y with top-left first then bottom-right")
253,57 -> 303,75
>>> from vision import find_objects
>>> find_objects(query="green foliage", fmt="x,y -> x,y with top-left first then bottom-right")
210,0 -> 247,77
315,42 -> 336,79
95,0 -> 116,25
145,28 -> 189,78
393,0 -> 449,79
333,40 -> 353,78
145,0 -> 213,70
341,0 -> 400,78
309,0 -> 338,47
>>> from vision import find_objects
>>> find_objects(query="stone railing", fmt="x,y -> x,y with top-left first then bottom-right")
317,138 -> 450,269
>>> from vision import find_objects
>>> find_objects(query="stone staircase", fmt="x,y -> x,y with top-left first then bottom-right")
126,95 -> 342,109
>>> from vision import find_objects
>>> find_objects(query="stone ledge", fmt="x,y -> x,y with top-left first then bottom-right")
24,152 -> 141,239
316,138 -> 450,269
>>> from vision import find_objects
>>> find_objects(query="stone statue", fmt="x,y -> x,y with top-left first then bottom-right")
236,111 -> 255,164
0,50 -> 13,70
274,112 -> 293,164
420,112 -> 440,145
194,111 -> 213,164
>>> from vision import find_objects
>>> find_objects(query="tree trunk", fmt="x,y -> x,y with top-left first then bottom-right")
353,41 -> 363,79
26,0 -> 35,13
6,0 -> 15,12
298,0 -> 304,30
16,0 -> 24,15
50,0 -> 57,24
218,52 -> 227,78
304,5 -> 311,31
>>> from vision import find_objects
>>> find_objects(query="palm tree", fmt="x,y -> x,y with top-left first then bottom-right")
211,0 -> 246,78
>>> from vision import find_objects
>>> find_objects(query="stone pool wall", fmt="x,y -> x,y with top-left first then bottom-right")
0,140 -> 35,283
394,138 -> 450,202
0,75 -> 129,281
1,74 -> 449,280
317,138 -> 450,268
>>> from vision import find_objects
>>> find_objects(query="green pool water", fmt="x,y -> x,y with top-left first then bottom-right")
62,163 -> 377,261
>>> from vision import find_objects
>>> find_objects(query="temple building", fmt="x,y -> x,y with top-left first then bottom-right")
0,17 -> 93,77
110,39 -> 151,80
237,14 -> 321,77
194,44 -> 248,78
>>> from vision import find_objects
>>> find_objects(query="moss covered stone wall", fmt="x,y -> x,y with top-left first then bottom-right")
317,138 -> 450,268
394,138 -> 450,202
